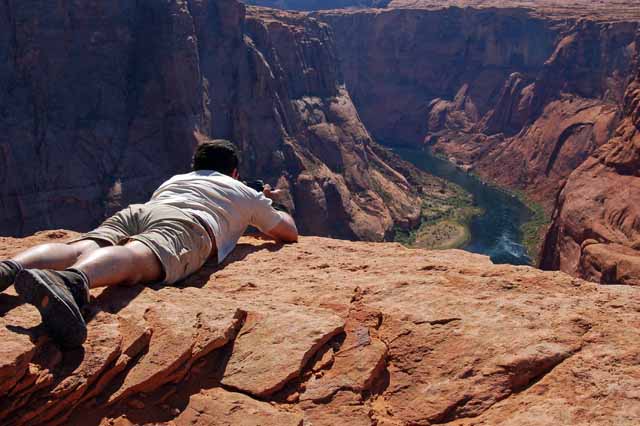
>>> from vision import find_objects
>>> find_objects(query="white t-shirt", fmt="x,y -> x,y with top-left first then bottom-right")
147,171 -> 283,263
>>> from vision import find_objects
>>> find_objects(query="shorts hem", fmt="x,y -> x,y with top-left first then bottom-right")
67,234 -> 119,247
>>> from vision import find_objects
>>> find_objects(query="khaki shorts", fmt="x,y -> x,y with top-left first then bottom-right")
71,204 -> 213,284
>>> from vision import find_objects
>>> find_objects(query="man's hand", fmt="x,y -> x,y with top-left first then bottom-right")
263,184 -> 283,201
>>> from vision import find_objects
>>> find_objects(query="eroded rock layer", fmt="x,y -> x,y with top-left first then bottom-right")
317,8 -> 638,209
541,68 -> 640,286
387,0 -> 640,22
244,0 -> 640,21
0,231 -> 639,425
0,0 -> 426,241
243,0 -> 391,11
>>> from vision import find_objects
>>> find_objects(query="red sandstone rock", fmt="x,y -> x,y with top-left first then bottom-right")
174,388 -> 304,426
301,307 -> 387,402
106,290 -> 245,404
541,70 -> 640,285
244,0 -> 390,10
0,230 -> 639,425
220,305 -> 344,397
246,0 -> 640,21
386,0 -> 640,22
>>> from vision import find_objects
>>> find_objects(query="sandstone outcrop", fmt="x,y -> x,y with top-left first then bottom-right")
243,0 -> 391,11
541,68 -> 640,286
245,0 -> 640,21
317,8 -> 638,209
0,0 -> 427,241
386,0 -> 640,22
1,230 -> 639,425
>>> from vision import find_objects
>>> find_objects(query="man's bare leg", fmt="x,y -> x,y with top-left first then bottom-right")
71,241 -> 163,288
12,240 -> 103,270
9,239 -> 162,287
0,240 -> 103,292
13,241 -> 163,348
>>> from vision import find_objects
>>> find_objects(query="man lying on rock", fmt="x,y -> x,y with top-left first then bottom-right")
0,139 -> 298,348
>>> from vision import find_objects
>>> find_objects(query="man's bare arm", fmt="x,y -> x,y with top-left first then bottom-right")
264,211 -> 298,243
260,184 -> 298,243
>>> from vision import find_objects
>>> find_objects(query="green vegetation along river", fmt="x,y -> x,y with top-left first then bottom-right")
395,147 -> 533,266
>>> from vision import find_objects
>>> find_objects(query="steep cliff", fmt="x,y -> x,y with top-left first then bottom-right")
243,0 -> 391,11
244,0 -> 640,20
386,0 -> 640,22
204,4 -> 429,240
0,0 -> 428,241
541,67 -> 640,286
317,9 -> 638,209
1,231 -> 639,425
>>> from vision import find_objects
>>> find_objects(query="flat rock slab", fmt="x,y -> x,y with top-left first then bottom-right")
105,288 -> 246,404
0,303 -> 40,397
221,305 -> 344,397
174,388 -> 303,426
300,391 -> 373,426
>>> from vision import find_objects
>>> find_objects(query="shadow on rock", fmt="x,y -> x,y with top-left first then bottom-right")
87,285 -> 146,320
85,239 -> 280,319
179,240 -> 285,289
0,293 -> 23,316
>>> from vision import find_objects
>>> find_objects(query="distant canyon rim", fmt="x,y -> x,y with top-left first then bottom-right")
1,0 -> 640,285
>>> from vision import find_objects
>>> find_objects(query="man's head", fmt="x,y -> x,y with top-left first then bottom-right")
192,139 -> 239,178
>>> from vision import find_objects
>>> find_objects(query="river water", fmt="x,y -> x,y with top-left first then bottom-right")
395,147 -> 532,265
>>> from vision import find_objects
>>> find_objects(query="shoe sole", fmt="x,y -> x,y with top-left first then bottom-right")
15,270 -> 87,348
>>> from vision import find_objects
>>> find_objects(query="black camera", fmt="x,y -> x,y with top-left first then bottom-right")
243,178 -> 290,214
243,179 -> 265,193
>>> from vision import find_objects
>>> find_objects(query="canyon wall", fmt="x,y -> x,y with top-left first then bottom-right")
541,65 -> 640,285
244,0 -> 640,20
386,0 -> 640,22
318,9 -> 638,207
317,7 -> 640,284
0,0 -> 425,240
243,0 -> 391,11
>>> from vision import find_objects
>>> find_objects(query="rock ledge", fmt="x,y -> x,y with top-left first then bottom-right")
0,231 -> 638,426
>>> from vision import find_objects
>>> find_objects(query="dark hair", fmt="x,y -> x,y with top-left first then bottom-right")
192,139 -> 239,175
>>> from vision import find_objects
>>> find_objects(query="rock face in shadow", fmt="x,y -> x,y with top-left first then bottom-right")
243,0 -> 391,10
541,68 -> 640,286
1,230 -> 639,425
0,0 -> 424,241
317,8 -> 638,210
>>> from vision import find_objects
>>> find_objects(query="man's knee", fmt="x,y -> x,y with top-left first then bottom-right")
67,240 -> 103,258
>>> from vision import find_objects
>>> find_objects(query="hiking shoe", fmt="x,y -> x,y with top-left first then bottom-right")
14,269 -> 88,348
0,260 -> 22,292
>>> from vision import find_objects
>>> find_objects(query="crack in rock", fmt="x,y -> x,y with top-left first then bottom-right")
221,305 -> 345,398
